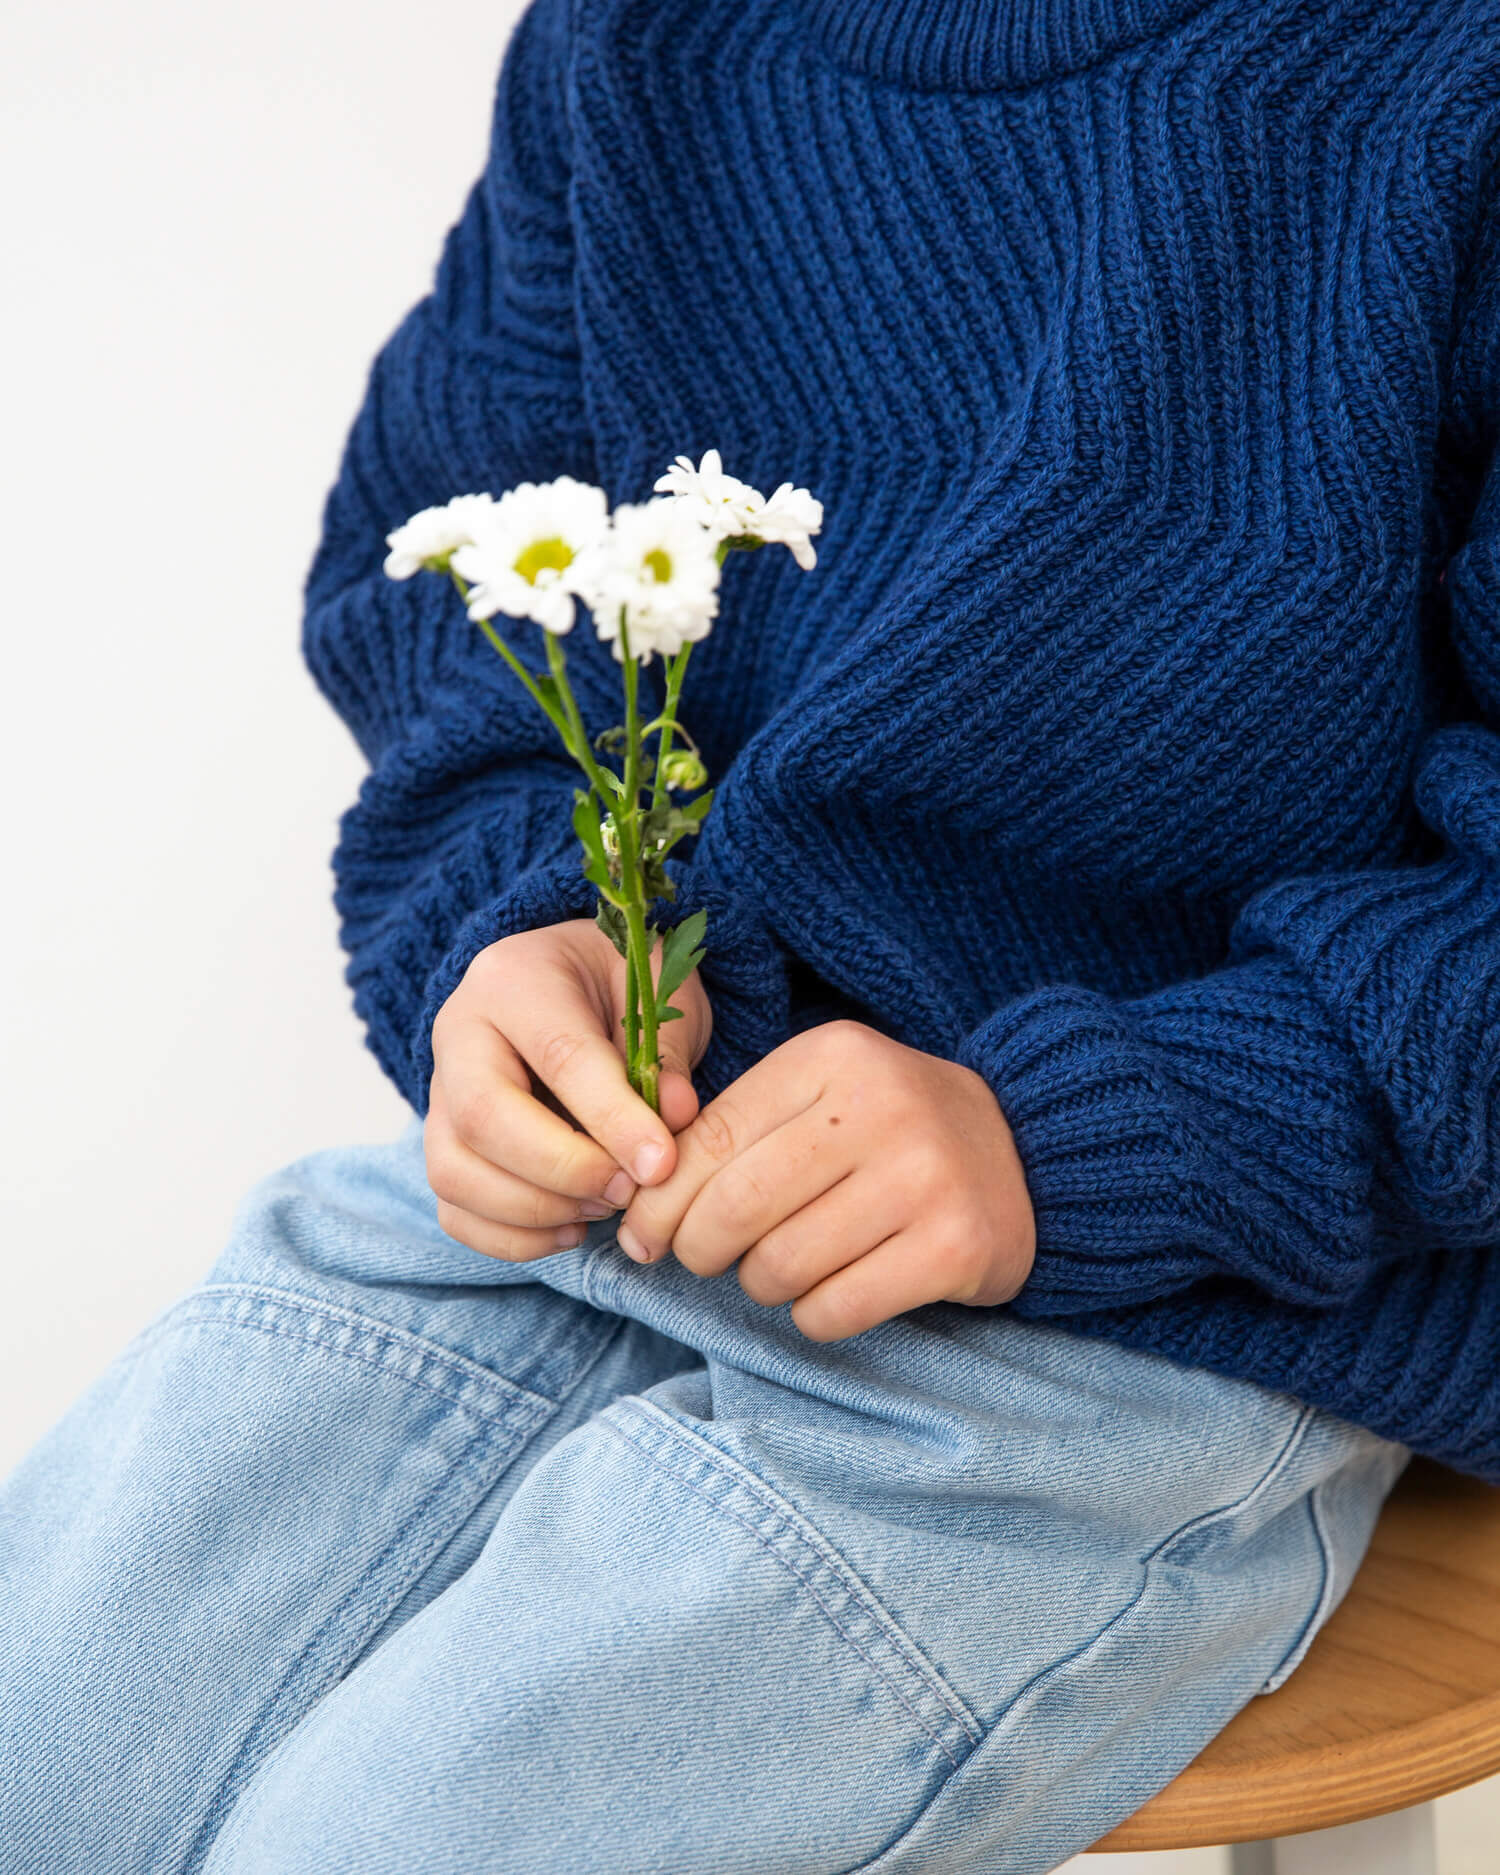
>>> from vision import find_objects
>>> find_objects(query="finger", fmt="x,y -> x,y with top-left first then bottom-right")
504,968 -> 683,1189
621,1068 -> 820,1273
670,1104 -> 861,1273
657,1065 -> 700,1136
434,1197 -> 593,1263
733,1168 -> 881,1308
433,1019 -> 626,1203
789,1227 -> 961,1342
425,1109 -> 616,1230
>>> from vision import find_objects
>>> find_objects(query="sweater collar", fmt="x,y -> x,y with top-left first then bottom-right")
789,0 -> 1214,91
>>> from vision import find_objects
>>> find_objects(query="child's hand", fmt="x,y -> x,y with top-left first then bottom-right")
617,1021 -> 1035,1340
425,919 -> 711,1261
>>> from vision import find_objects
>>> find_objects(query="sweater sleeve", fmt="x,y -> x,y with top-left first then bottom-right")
304,0 -> 791,1111
958,249 -> 1500,1318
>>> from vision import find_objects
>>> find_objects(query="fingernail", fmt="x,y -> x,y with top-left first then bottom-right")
553,1225 -> 586,1250
617,1223 -> 652,1263
578,1199 -> 617,1220
603,1170 -> 635,1208
633,1141 -> 668,1183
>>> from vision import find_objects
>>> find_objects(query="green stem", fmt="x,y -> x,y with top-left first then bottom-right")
449,573 -> 571,746
616,613 -> 660,1112
622,940 -> 640,1072
544,630 -> 613,801
650,644 -> 695,810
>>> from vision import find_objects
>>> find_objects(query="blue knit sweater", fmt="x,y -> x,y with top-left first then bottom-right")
305,0 -> 1500,1478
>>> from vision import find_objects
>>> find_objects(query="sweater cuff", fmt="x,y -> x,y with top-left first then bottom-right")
954,984 -> 1223,1311
409,852 -> 793,1115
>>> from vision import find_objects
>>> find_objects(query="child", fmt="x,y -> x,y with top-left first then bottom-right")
4,0 -> 1497,1868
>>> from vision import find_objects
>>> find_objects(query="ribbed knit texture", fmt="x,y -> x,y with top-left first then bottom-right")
305,0 -> 1500,1477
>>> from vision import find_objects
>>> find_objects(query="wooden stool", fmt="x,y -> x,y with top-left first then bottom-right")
1088,1458 -> 1500,1872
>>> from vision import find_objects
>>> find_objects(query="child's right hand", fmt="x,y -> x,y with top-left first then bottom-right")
424,918 -> 712,1261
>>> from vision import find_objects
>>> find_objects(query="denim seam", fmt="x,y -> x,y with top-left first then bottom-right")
182,1405 -> 542,1874
837,1402 -> 1324,1875
175,1291 -> 637,1873
604,1399 -> 983,1766
980,1403 -> 1317,1736
135,1284 -> 561,1426
1258,1476 -> 1334,1695
616,1397 -> 984,1745
1150,1403 -> 1318,1566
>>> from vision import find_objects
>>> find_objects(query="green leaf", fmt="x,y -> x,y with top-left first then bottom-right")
595,897 -> 629,957
658,1004 -> 685,1024
654,908 -> 708,1013
677,788 -> 715,825
571,791 -> 608,866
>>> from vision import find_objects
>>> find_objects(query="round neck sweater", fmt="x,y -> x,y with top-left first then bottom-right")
305,0 -> 1500,1478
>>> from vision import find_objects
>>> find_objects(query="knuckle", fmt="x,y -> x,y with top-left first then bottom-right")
424,1144 -> 464,1205
738,1244 -> 795,1307
745,1226 -> 799,1289
434,1199 -> 476,1249
901,1136 -> 953,1193
690,1100 -> 739,1167
451,1085 -> 497,1150
540,1134 -> 590,1199
799,1289 -> 863,1343
533,1024 -> 588,1091
593,1094 -> 645,1158
817,1018 -> 881,1062
671,1237 -> 719,1279
736,1259 -> 778,1306
714,1162 -> 770,1233
943,1230 -> 989,1288
521,1183 -> 563,1229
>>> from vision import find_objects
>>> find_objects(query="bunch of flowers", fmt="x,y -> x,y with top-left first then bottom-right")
384,450 -> 823,1113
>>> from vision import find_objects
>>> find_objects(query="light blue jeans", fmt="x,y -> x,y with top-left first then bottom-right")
0,1123 -> 1408,1875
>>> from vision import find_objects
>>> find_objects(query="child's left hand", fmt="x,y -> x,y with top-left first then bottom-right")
617,1021 -> 1036,1340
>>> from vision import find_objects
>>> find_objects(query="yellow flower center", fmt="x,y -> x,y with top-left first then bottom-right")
513,536 -> 573,585
644,548 -> 673,584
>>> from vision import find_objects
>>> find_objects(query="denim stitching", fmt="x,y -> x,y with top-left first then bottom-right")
618,1397 -> 985,1744
973,1405 -> 1317,1749
1258,1475 -> 1334,1694
604,1403 -> 982,1766
618,1397 -> 985,1742
182,1408 -> 536,1874
136,1284 -> 561,1425
176,1297 -> 642,1872
1152,1404 -> 1317,1564
837,1403 -> 1323,1875
601,1420 -> 973,1771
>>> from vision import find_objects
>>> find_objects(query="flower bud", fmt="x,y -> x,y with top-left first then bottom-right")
660,749 -> 709,792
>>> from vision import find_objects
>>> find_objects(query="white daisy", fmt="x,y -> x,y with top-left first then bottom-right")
746,480 -> 823,570
383,493 -> 497,579
653,449 -> 761,536
450,476 -> 610,635
653,450 -> 823,569
579,498 -> 721,664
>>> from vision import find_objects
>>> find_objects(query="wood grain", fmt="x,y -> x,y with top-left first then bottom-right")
1093,1459 -> 1500,1851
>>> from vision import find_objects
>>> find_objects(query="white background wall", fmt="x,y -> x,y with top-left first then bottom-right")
0,4 -> 1494,1868
0,0 -> 513,1472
